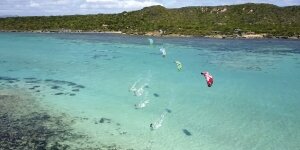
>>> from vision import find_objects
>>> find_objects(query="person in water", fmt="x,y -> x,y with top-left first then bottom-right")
150,123 -> 154,130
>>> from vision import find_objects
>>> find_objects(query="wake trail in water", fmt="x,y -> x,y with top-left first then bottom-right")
135,91 -> 150,109
129,70 -> 152,96
129,78 -> 142,92
151,111 -> 167,130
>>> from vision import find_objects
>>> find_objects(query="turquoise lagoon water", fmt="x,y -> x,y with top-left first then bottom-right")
0,32 -> 300,149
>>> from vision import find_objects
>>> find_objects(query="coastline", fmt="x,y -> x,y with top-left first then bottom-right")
1,30 -> 299,40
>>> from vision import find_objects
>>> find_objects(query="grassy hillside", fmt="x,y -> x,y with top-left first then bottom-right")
0,3 -> 299,36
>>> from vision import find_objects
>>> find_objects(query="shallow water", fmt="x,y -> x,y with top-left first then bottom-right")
0,32 -> 300,150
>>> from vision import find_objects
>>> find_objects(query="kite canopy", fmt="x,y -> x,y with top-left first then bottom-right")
201,71 -> 213,87
148,38 -> 154,45
160,48 -> 166,57
175,61 -> 182,71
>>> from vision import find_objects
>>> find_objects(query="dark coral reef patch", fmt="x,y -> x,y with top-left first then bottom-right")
0,89 -> 126,150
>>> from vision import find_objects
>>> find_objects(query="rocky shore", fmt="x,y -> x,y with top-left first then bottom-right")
203,34 -> 300,40
1,30 -> 299,40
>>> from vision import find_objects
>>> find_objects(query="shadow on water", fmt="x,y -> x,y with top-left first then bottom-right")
165,108 -> 172,113
182,129 -> 192,136
153,93 -> 160,97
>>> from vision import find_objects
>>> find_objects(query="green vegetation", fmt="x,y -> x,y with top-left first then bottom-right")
0,3 -> 299,36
